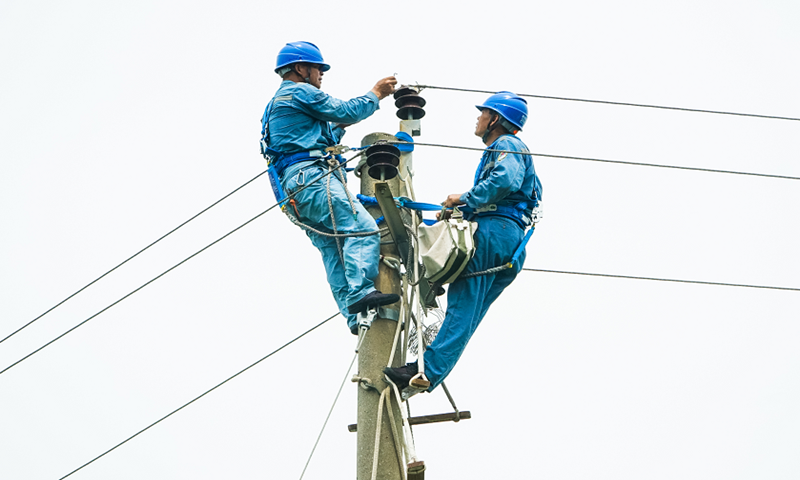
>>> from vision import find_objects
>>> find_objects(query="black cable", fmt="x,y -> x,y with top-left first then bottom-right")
397,141 -> 800,181
522,268 -> 800,292
0,169 -> 269,346
416,84 -> 800,122
0,152 -> 363,377
58,312 -> 339,480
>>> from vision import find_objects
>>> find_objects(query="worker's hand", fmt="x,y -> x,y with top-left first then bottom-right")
443,193 -> 466,208
436,210 -> 452,221
370,76 -> 397,100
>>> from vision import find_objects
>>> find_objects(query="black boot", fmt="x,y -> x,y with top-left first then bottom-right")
383,362 -> 418,389
347,290 -> 400,315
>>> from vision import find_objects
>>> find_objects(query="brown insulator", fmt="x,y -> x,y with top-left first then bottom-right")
394,85 -> 427,120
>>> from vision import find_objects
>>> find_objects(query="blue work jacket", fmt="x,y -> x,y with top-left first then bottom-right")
262,81 -> 380,155
460,134 -> 543,225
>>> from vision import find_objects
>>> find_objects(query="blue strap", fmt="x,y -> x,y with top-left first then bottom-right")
356,194 -> 441,212
510,226 -> 534,267
394,131 -> 414,152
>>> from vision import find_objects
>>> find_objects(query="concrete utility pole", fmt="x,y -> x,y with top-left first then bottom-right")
355,87 -> 427,480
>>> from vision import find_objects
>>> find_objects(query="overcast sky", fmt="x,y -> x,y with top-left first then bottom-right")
2,1 -> 799,479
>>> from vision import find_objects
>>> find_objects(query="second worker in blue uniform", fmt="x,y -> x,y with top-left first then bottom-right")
385,91 -> 543,391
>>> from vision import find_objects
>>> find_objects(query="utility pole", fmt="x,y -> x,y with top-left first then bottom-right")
355,87 -> 427,480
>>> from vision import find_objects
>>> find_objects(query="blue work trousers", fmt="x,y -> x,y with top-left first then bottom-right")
423,216 -> 527,390
281,161 -> 380,331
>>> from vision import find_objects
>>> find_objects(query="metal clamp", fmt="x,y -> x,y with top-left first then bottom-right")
357,306 -> 379,331
325,145 -> 351,156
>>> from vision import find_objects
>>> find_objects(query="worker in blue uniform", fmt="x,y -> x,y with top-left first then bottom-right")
260,42 -> 399,333
385,91 -> 542,390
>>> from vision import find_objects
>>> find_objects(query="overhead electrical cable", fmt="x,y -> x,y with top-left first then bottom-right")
57,312 -> 338,480
417,84 -> 800,122
299,352 -> 357,480
396,141 -> 800,181
0,152 -> 365,377
522,268 -> 800,292
0,168 -> 269,346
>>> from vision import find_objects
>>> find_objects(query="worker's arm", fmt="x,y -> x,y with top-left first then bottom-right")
293,77 -> 396,125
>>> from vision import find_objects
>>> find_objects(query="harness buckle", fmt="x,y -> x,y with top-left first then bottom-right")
474,204 -> 498,214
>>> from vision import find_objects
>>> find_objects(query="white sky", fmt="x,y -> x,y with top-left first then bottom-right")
1,1 -> 799,479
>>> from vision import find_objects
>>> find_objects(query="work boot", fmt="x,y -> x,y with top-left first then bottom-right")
347,290 -> 400,315
383,362 -> 418,389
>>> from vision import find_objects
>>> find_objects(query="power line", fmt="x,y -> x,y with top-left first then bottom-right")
58,312 -> 338,480
417,84 -> 800,122
0,153 -> 363,377
0,168 -> 269,346
522,268 -> 800,292
401,141 -> 800,181
299,352 -> 357,480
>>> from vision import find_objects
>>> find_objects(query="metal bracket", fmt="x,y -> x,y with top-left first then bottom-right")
374,182 -> 438,308
357,306 -> 379,331
347,411 -> 471,432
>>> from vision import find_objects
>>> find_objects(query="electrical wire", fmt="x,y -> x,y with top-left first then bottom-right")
57,312 -> 338,480
416,84 -> 800,122
0,168 -> 269,346
299,352 -> 357,480
397,141 -> 800,181
522,268 -> 800,292
0,152 -> 364,377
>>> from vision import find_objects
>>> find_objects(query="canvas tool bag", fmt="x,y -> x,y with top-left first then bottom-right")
418,207 -> 477,285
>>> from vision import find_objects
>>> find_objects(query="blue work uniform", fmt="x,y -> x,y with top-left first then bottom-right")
423,134 -> 542,390
262,81 -> 382,331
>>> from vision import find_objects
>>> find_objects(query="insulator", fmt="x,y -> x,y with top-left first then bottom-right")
394,86 -> 426,120
365,143 -> 400,180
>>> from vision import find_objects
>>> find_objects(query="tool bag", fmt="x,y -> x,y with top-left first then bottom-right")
417,207 -> 477,285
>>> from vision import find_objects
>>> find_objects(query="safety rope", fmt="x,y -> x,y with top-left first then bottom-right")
415,84 -> 800,122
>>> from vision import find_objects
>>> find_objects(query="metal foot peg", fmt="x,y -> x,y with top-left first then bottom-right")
355,307 -> 379,353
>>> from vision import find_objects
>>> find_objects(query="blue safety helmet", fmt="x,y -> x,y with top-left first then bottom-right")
275,41 -> 331,73
476,91 -> 528,131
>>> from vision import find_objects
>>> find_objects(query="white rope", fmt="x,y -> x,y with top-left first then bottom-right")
387,378 -> 419,463
370,387 -> 389,480
383,389 -> 408,476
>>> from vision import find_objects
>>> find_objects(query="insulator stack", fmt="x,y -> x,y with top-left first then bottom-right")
394,86 -> 426,121
365,142 -> 400,180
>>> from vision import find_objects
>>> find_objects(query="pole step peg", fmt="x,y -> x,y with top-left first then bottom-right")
407,461 -> 426,480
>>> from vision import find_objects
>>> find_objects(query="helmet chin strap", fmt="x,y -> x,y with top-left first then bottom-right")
293,64 -> 311,84
481,114 -> 500,144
